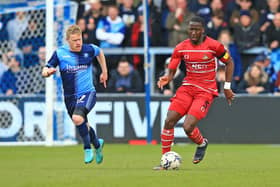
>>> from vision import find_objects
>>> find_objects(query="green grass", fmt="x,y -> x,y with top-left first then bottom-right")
0,144 -> 280,187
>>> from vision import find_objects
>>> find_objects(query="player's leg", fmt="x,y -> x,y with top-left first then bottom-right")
64,96 -> 92,163
161,86 -> 193,154
153,87 -> 192,170
184,93 -> 214,164
161,110 -> 182,154
79,91 -> 104,164
72,110 -> 93,164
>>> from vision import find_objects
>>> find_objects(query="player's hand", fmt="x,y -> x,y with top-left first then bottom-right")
42,67 -> 56,77
224,89 -> 235,106
157,75 -> 169,90
100,72 -> 108,88
48,67 -> 57,75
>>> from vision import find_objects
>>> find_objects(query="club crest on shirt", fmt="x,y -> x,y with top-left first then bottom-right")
83,53 -> 89,58
202,54 -> 209,60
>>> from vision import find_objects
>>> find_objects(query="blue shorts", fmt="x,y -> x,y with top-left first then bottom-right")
64,91 -> 96,118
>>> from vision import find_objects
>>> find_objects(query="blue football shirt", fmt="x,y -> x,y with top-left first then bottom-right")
46,44 -> 100,97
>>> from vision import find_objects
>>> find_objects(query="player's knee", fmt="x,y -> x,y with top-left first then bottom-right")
72,115 -> 84,125
183,122 -> 196,134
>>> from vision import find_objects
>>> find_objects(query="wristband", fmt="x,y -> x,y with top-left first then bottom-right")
224,82 -> 231,90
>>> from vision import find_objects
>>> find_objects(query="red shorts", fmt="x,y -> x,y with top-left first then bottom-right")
169,85 -> 215,120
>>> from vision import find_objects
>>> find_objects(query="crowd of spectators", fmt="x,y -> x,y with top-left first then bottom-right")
1,0 -> 280,95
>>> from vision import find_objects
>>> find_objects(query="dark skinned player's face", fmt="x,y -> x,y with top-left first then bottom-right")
188,22 -> 204,45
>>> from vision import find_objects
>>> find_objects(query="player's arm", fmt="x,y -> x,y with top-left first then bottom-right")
220,52 -> 235,105
158,49 -> 181,89
42,51 -> 58,77
96,49 -> 108,88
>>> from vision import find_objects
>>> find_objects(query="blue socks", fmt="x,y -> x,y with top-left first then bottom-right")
89,126 -> 100,149
76,122 -> 91,149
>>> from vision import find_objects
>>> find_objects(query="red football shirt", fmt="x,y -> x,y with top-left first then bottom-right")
168,36 -> 230,96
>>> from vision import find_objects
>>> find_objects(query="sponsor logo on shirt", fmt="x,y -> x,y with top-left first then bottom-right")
66,64 -> 88,73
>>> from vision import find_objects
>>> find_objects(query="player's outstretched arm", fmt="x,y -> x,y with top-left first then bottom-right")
96,49 -> 108,88
224,58 -> 235,106
42,67 -> 57,77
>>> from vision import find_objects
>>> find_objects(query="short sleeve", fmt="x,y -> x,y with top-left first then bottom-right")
90,44 -> 100,56
46,51 -> 59,68
168,47 -> 182,70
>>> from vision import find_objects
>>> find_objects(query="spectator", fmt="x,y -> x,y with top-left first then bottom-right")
274,70 -> 280,94
0,55 -> 22,95
161,0 -> 177,46
210,0 -> 224,13
253,52 -> 276,92
259,0 -> 280,34
83,0 -> 104,24
166,0 -> 194,47
218,29 -> 243,84
6,11 -> 29,46
265,12 -> 280,49
189,0 -> 212,23
17,19 -> 45,51
107,58 -> 143,93
206,10 -> 228,39
233,10 -> 260,52
0,14 -> 9,42
136,0 -> 163,46
119,0 -> 137,46
236,63 -> 270,94
229,0 -> 259,28
96,5 -> 126,48
87,17 -> 100,45
159,57 -> 185,95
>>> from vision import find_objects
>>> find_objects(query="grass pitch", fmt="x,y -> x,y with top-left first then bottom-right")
0,144 -> 280,187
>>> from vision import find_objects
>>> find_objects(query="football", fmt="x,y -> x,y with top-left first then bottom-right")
160,151 -> 182,170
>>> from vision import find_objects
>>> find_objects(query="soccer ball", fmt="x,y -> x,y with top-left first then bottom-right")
160,151 -> 182,170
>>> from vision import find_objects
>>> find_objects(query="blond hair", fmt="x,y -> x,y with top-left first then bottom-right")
66,25 -> 82,40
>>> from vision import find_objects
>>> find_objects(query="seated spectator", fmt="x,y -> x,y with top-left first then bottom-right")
96,5 -> 126,48
158,57 -> 184,95
166,0 -> 194,47
229,0 -> 259,28
107,58 -> 143,93
236,63 -> 270,94
274,70 -> 280,94
233,10 -> 260,52
0,55 -> 22,95
206,10 -> 227,40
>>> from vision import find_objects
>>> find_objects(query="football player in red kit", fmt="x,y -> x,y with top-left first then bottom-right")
154,16 -> 235,170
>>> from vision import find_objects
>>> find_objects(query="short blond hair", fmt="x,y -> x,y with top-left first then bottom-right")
66,25 -> 82,40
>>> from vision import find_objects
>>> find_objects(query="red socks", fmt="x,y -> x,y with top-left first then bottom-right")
161,128 -> 174,154
187,127 -> 204,145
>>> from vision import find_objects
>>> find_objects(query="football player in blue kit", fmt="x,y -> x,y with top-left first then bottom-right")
42,25 -> 108,164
